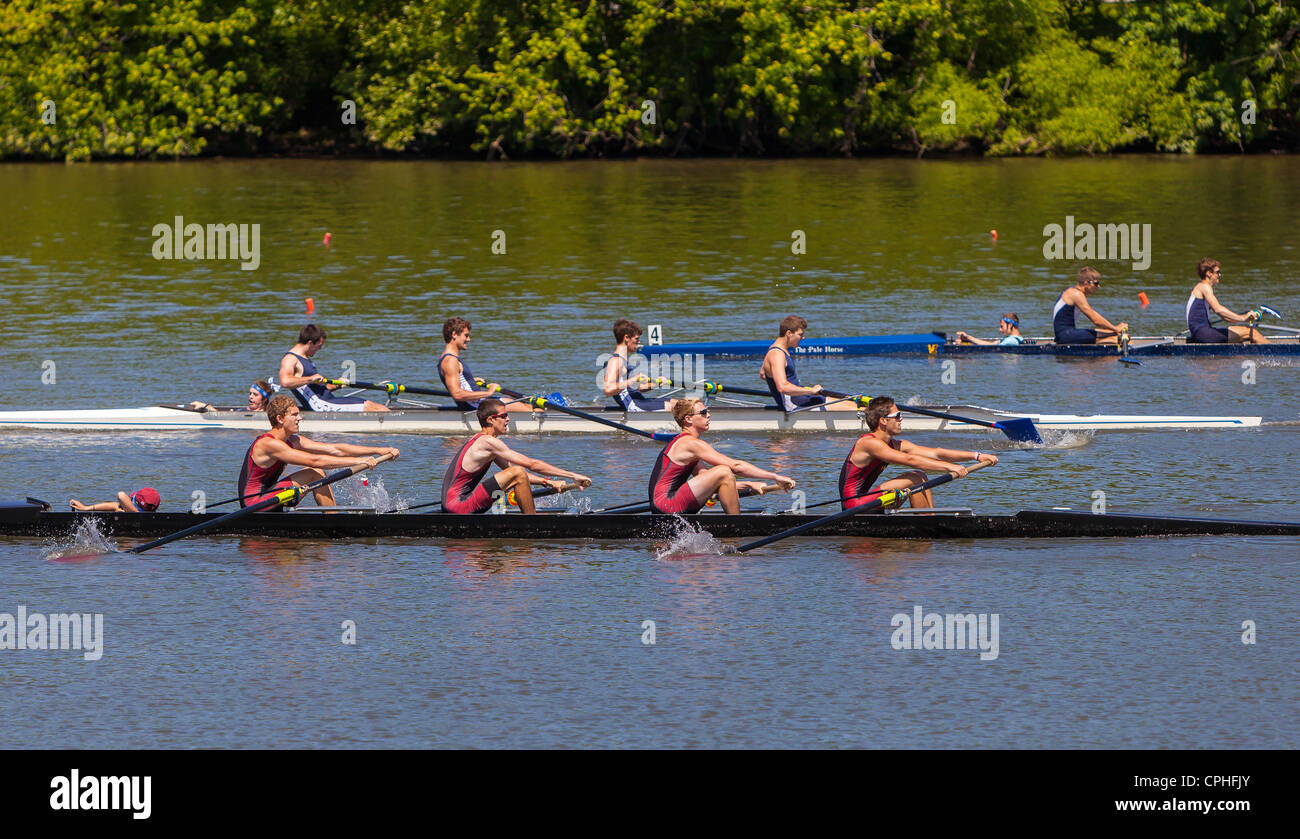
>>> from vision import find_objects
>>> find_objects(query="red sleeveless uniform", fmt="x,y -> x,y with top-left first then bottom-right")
838,433 -> 901,511
442,433 -> 501,515
648,434 -> 704,514
238,432 -> 303,508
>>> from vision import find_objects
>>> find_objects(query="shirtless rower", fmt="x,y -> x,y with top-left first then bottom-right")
760,315 -> 858,411
238,394 -> 399,508
603,318 -> 678,413
279,324 -> 390,412
1053,267 -> 1128,345
438,317 -> 536,414
441,398 -> 592,514
955,313 -> 1026,345
1186,258 -> 1270,344
648,398 -> 796,515
840,396 -> 997,511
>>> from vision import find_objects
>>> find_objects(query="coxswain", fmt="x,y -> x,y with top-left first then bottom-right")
438,317 -> 536,413
648,398 -> 795,515
238,394 -> 399,508
955,313 -> 1026,345
840,396 -> 997,511
70,487 -> 161,513
441,398 -> 592,514
603,319 -> 678,413
760,315 -> 858,411
279,324 -> 390,412
1052,267 -> 1128,344
1186,259 -> 1270,344
186,380 -> 276,413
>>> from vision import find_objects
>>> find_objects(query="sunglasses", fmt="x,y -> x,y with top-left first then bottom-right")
694,408 -> 710,418
489,412 -> 509,421
883,411 -> 902,420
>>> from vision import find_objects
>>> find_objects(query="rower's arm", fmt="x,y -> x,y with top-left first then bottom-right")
258,437 -> 375,471
601,357 -> 643,396
278,355 -> 322,389
954,331 -> 997,345
686,438 -> 791,485
1071,292 -> 1126,332
441,357 -> 495,402
900,440 -> 997,465
763,348 -> 819,396
874,440 -> 963,473
491,443 -> 590,485
1201,285 -> 1251,322
300,438 -> 400,460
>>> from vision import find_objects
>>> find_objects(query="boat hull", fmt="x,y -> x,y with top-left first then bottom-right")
4,504 -> 1298,540
0,404 -> 1263,433
643,333 -> 1300,357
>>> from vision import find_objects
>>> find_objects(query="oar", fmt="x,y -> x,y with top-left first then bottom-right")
53,455 -> 394,561
1117,328 -> 1141,366
491,385 -> 677,441
819,389 -> 1042,445
593,483 -> 778,515
321,378 -> 452,398
719,461 -> 991,555
692,380 -> 1041,444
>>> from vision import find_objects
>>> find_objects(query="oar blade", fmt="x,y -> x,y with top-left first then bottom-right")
992,417 -> 1043,444
47,549 -> 123,564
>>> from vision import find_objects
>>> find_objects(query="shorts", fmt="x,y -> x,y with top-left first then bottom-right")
843,485 -> 889,513
651,482 -> 704,514
623,396 -> 670,413
1054,328 -> 1098,345
443,474 -> 502,515
303,392 -> 370,412
1189,325 -> 1230,344
242,479 -> 298,508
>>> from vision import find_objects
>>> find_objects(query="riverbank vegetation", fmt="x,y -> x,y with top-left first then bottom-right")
2,0 -> 1296,161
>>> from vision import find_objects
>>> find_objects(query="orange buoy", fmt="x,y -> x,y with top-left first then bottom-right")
990,229 -> 998,240
305,297 -> 315,315
323,232 -> 331,247
1138,292 -> 1149,308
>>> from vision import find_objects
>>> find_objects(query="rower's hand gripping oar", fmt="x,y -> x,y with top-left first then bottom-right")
395,481 -> 578,514
1117,328 -> 1141,367
719,460 -> 992,555
592,483 -> 779,515
490,385 -> 677,442
53,454 -> 396,562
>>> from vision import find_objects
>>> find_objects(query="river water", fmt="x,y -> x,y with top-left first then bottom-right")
1,158 -> 1296,748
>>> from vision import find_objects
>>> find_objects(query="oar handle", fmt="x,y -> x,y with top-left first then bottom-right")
323,378 -> 451,398
594,482 -> 774,515
690,381 -> 773,398
734,461 -> 991,553
495,385 -> 675,441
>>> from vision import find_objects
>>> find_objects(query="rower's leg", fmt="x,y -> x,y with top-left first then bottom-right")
495,464 -> 536,513
285,468 -> 332,505
881,471 -> 931,509
687,465 -> 741,514
362,399 -> 391,412
1227,325 -> 1270,344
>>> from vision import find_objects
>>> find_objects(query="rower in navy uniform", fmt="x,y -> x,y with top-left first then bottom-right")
839,397 -> 996,512
1185,258 -> 1270,344
438,317 -> 537,414
760,315 -> 859,411
279,325 -> 390,412
602,319 -> 678,413
1052,267 -> 1128,345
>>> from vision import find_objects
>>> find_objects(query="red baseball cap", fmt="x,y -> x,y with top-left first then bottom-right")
132,487 -> 161,511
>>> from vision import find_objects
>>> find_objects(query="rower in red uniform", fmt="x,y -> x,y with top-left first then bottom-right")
238,394 -> 399,508
840,396 -> 996,511
70,487 -> 161,512
442,398 -> 592,514
649,398 -> 796,515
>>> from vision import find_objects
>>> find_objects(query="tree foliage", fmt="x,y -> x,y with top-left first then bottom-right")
2,0 -> 1297,160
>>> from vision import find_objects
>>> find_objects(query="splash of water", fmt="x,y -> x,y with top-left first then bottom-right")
335,473 -> 407,512
653,515 -> 730,560
42,518 -> 117,562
